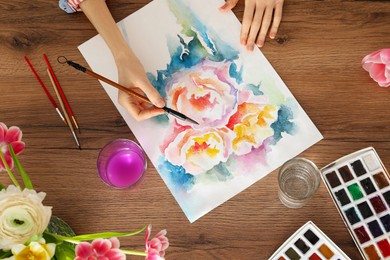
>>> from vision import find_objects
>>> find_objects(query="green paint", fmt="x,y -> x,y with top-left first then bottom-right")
259,78 -> 285,105
348,183 -> 364,200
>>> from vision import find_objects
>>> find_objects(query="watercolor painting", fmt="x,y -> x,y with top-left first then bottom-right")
79,0 -> 323,222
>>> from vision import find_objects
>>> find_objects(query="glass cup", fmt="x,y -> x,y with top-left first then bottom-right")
278,157 -> 321,208
97,139 -> 147,189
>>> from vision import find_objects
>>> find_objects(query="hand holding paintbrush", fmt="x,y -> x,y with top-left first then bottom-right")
58,57 -> 198,125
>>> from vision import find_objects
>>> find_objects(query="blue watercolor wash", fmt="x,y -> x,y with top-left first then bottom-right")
229,63 -> 243,84
158,157 -> 195,190
206,162 -> 233,181
244,83 -> 264,96
270,105 -> 296,142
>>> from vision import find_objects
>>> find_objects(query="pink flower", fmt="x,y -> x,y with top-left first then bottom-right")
161,124 -> 234,175
165,59 -> 239,128
0,122 -> 25,171
145,225 -> 169,260
362,48 -> 390,87
75,237 -> 125,260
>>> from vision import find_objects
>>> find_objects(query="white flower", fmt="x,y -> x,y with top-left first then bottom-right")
0,185 -> 52,251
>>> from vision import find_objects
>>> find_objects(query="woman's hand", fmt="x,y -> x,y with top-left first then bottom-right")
80,0 -> 165,121
116,55 -> 165,121
220,0 -> 284,50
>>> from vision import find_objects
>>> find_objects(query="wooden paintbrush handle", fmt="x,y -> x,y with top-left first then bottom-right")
85,70 -> 152,105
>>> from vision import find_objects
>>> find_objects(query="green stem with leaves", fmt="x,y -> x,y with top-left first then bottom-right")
0,151 -> 20,189
49,225 -> 147,244
8,144 -> 33,189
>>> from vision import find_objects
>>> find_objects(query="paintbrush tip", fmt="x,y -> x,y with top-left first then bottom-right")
187,118 -> 199,125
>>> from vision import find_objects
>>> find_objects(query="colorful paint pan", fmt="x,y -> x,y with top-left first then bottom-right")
269,221 -> 350,260
320,147 -> 390,260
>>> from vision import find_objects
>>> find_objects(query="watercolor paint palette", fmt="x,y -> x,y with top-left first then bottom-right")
269,221 -> 350,260
321,147 -> 390,260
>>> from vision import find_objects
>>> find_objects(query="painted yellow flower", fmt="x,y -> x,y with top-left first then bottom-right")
8,241 -> 55,260
227,103 -> 278,156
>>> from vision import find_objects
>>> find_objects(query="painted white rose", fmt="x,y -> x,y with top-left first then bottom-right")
0,185 -> 52,251
165,58 -> 238,128
163,126 -> 234,175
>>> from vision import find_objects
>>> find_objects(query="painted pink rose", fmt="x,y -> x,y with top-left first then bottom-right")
165,59 -> 238,128
161,123 -> 234,175
144,225 -> 169,260
227,91 -> 278,156
362,48 -> 390,87
75,237 -> 125,260
0,122 -> 25,171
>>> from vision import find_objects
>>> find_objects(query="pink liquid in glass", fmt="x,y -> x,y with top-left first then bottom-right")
97,139 -> 146,189
106,150 -> 145,188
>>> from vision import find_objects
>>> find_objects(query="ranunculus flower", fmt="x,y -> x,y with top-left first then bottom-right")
0,123 -> 25,170
162,125 -> 234,175
165,58 -> 238,128
75,237 -> 125,260
145,225 -> 169,260
0,185 -> 52,251
362,48 -> 390,87
7,240 -> 55,260
227,91 -> 278,156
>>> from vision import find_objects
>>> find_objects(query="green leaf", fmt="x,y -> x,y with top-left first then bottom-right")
54,242 -> 76,260
53,226 -> 147,244
0,151 -> 20,189
0,249 -> 12,258
0,183 -> 5,191
9,144 -> 33,189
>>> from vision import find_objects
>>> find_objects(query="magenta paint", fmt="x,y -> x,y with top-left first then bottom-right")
97,139 -> 146,189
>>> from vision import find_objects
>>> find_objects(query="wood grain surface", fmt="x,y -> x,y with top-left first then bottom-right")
0,0 -> 389,259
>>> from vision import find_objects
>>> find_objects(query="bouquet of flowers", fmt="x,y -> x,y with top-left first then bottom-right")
0,122 -> 169,260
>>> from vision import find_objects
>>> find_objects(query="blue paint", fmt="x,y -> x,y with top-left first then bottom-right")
206,162 -> 233,181
244,83 -> 264,96
158,158 -> 195,190
270,105 -> 296,142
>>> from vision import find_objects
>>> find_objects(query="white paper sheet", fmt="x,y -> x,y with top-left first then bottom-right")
79,0 -> 323,222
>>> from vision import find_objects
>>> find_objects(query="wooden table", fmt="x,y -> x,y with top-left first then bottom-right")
1,0 -> 389,259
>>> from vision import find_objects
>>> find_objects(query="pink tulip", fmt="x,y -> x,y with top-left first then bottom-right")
362,48 -> 390,87
0,122 -> 25,170
75,237 -> 125,260
144,225 -> 169,260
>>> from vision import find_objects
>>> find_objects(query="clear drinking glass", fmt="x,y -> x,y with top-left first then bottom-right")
278,157 -> 321,208
97,139 -> 147,189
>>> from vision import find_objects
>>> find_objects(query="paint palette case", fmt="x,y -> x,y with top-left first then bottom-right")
321,147 -> 390,260
269,221 -> 350,260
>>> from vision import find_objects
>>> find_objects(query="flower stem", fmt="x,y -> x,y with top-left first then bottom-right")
0,151 -> 20,189
49,226 -> 147,243
120,249 -> 147,256
8,144 -> 33,189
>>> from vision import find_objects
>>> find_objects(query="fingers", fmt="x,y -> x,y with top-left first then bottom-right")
256,7 -> 273,47
219,0 -> 240,12
240,1 -> 255,46
137,80 -> 166,108
118,90 -> 165,121
240,0 -> 284,50
245,4 -> 263,50
269,1 -> 283,39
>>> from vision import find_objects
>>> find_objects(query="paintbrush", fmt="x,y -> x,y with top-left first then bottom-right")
43,54 -> 81,133
24,56 -> 67,125
57,56 -> 199,125
47,69 -> 81,150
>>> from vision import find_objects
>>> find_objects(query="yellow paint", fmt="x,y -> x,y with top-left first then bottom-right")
232,105 -> 276,150
186,133 -> 221,159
